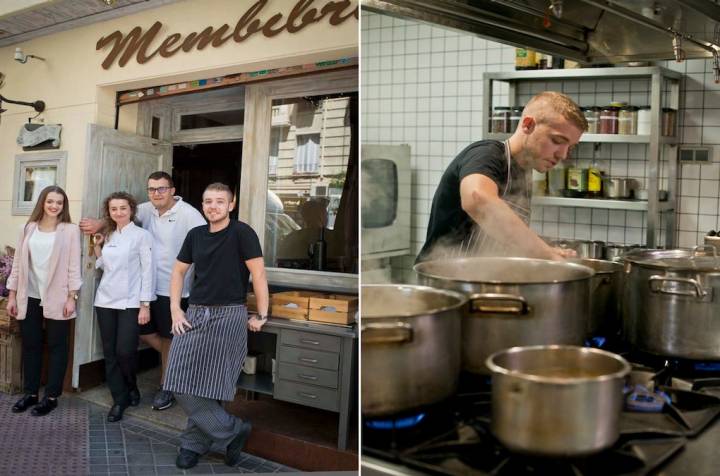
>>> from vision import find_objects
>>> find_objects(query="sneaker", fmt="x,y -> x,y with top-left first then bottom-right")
176,448 -> 201,469
225,421 -> 252,467
152,389 -> 175,411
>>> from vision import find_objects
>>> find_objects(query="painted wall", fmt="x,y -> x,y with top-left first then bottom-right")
361,11 -> 720,282
0,0 -> 358,248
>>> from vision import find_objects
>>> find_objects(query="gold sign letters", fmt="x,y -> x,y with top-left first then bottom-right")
96,0 -> 358,70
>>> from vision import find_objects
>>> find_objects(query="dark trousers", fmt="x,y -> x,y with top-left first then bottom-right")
176,393 -> 244,454
19,297 -> 70,398
95,307 -> 140,407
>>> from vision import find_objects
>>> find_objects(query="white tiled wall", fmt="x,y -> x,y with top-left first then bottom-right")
362,11 -> 720,282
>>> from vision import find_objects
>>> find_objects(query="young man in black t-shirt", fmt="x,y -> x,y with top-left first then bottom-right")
163,182 -> 269,470
417,91 -> 587,262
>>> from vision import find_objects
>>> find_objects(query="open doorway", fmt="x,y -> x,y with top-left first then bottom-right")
172,141 -> 243,219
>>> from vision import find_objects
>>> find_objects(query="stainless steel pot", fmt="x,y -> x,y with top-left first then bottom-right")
603,177 -> 633,198
486,346 -> 630,457
361,284 -> 464,416
704,234 -> 720,253
623,247 -> 720,359
570,258 -> 623,335
604,243 -> 629,262
414,257 -> 594,374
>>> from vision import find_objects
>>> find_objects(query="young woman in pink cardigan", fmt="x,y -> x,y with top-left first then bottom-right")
5,185 -> 82,416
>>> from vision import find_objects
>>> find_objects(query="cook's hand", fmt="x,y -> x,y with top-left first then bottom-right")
171,307 -> 192,335
248,315 -> 267,332
553,246 -> 577,258
138,306 -> 150,325
63,298 -> 76,318
6,297 -> 17,318
79,218 -> 103,236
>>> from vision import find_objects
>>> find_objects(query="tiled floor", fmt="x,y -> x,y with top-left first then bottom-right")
0,391 -> 296,475
87,403 -> 296,475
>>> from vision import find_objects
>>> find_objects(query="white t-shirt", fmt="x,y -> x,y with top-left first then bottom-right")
136,197 -> 206,297
27,229 -> 56,303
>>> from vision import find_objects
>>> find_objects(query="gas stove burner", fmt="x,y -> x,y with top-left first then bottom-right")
626,384 -> 671,412
365,413 -> 426,430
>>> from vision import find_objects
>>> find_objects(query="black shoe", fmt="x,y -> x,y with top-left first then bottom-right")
152,389 -> 175,411
31,396 -> 58,416
225,421 -> 252,467
176,448 -> 201,469
107,404 -> 127,422
129,388 -> 141,407
11,394 -> 38,413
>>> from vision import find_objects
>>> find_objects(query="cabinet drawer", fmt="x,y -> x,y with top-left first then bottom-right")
280,329 -> 341,353
274,380 -> 339,412
278,362 -> 338,389
278,346 -> 339,371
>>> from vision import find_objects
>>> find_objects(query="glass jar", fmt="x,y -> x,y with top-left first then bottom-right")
566,167 -> 588,197
582,107 -> 600,133
662,108 -> 677,137
510,106 -> 524,131
618,106 -> 639,135
637,106 -> 651,135
491,107 -> 511,133
599,106 -> 619,134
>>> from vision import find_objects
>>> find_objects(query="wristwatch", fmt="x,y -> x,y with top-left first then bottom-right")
140,301 -> 150,308
257,314 -> 268,321
69,292 -> 79,300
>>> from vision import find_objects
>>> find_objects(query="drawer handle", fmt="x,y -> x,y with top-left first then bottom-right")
300,357 -> 318,364
298,374 -> 318,381
300,339 -> 320,345
298,392 -> 317,399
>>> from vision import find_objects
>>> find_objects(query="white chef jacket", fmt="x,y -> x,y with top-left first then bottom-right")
136,197 -> 205,297
94,222 -> 154,309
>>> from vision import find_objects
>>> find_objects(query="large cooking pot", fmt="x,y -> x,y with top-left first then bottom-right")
623,247 -> 720,359
414,257 -> 594,373
361,284 -> 464,416
487,345 -> 630,457
570,258 -> 623,335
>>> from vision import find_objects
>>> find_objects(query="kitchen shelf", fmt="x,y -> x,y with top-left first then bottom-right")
533,196 -> 674,212
483,66 -> 681,248
237,372 -> 274,396
486,133 -> 678,144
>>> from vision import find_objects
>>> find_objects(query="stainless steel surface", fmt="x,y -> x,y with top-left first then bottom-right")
414,257 -> 593,374
363,1 -> 720,64
704,234 -> 720,253
486,345 -> 630,457
605,243 -> 629,262
603,177 -> 633,199
623,248 -> 720,359
569,258 -> 623,335
361,284 -> 464,416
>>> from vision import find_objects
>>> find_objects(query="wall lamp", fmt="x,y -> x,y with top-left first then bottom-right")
0,94 -> 45,114
14,47 -> 45,64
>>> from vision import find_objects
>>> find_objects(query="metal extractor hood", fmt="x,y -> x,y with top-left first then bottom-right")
363,0 -> 720,66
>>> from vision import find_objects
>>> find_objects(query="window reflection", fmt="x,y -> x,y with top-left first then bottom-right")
264,93 -> 358,274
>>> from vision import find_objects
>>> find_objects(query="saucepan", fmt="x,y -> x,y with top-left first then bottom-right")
486,345 -> 630,457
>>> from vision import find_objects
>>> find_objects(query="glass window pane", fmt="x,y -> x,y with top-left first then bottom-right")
264,94 -> 358,274
23,166 -> 57,202
180,109 -> 244,129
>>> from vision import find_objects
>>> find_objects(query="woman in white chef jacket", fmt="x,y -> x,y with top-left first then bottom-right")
93,191 -> 154,422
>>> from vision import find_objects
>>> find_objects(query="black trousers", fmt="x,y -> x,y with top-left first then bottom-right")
19,297 -> 70,398
95,307 -> 140,407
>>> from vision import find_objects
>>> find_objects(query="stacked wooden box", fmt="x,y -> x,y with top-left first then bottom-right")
0,298 -> 23,394
271,291 -> 358,325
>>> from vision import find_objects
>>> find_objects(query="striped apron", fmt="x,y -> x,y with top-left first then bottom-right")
455,140 -> 531,257
163,304 -> 248,401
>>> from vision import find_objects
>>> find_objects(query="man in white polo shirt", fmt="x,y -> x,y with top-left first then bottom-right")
81,171 -> 206,411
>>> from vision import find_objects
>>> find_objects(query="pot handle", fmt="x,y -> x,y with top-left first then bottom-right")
648,275 -> 707,298
692,245 -> 718,259
361,322 -> 414,344
467,293 -> 531,315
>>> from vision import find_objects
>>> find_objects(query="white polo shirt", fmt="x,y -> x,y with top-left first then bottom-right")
136,197 -> 206,298
94,222 -> 154,309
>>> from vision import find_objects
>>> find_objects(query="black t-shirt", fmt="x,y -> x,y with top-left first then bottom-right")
417,140 -> 530,262
177,220 -> 263,305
